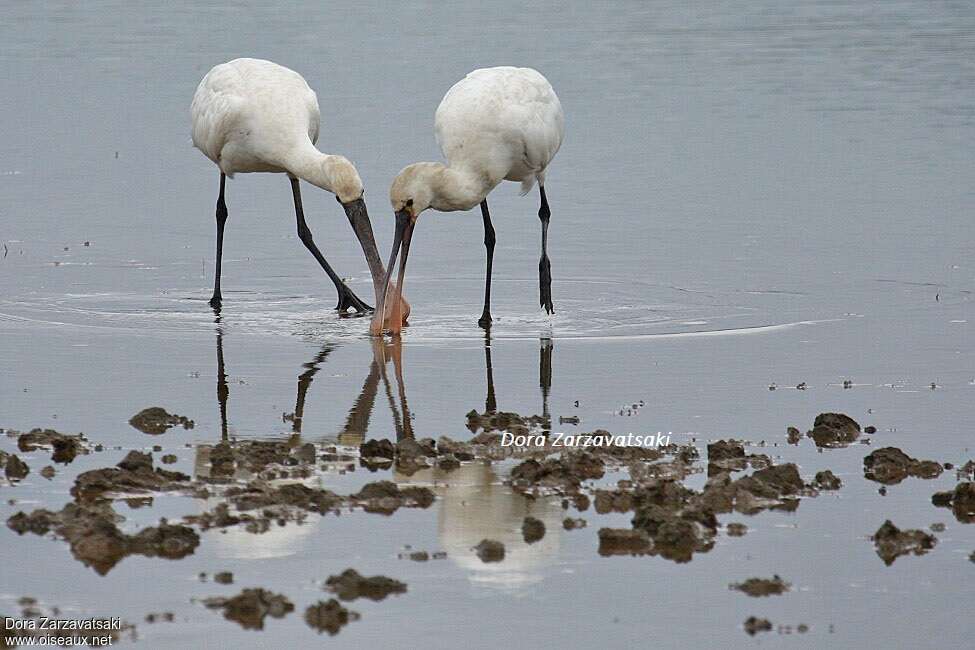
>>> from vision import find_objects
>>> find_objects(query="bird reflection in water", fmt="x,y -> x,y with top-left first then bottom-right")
200,316 -> 564,581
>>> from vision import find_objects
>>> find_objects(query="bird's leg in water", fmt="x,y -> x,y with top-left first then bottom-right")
478,199 -> 496,329
290,177 -> 371,313
210,173 -> 228,308
538,185 -> 554,315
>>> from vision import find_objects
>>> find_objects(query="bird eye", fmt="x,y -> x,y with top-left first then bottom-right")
406,199 -> 414,207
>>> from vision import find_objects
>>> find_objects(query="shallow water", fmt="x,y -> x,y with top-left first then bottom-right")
1,1 -> 973,648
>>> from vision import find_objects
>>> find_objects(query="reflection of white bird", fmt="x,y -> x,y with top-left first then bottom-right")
373,67 -> 565,335
396,462 -> 563,589
191,58 -> 399,314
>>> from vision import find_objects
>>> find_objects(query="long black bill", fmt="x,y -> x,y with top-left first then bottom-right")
371,210 -> 414,336
340,196 -> 386,307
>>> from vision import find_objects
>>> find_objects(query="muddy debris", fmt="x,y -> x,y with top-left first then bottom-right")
7,502 -> 199,575
128,407 -> 194,435
707,440 -> 770,474
144,612 -> 174,623
813,470 -> 842,490
509,450 -> 605,493
5,453 -> 30,480
522,516 -> 546,544
72,450 -> 192,501
203,588 -> 293,631
786,427 -> 802,445
466,409 -> 548,435
930,522 -> 946,532
563,517 -> 587,530
161,454 -> 177,464
931,482 -> 975,523
324,569 -> 407,602
358,438 -> 395,471
474,539 -> 505,563
437,436 -> 475,461
744,616 -> 773,636
723,523 -> 746,537
863,447 -> 943,485
351,481 -> 435,515
807,412 -> 861,448
214,571 -> 234,585
597,528 -> 653,556
872,520 -> 937,565
305,599 -> 359,636
17,428 -> 89,463
40,465 -> 56,479
731,575 -> 790,597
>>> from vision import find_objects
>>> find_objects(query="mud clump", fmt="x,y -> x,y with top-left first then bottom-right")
594,488 -> 635,514
214,571 -> 233,585
708,440 -> 745,461
807,412 -> 861,448
72,451 -> 192,501
128,407 -> 194,435
359,439 -> 394,470
466,409 -> 548,435
324,569 -> 406,601
744,616 -> 773,635
863,447 -> 943,485
786,427 -> 802,445
813,470 -> 842,490
931,482 -> 975,524
726,522 -> 748,537
509,450 -> 605,493
872,520 -> 937,565
204,588 -> 293,630
351,481 -> 435,515
4,453 -> 29,480
305,599 -> 359,636
17,429 -> 88,464
731,575 -> 790,597
522,516 -> 546,544
563,517 -> 587,530
7,502 -> 199,575
597,528 -> 652,556
474,539 -> 505,563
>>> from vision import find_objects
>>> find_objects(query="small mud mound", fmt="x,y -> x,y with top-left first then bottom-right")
731,575 -> 790,597
807,412 -> 860,448
863,448 -> 943,485
813,470 -> 842,490
203,588 -> 293,630
324,569 -> 407,602
872,520 -> 937,565
744,617 -> 772,635
7,502 -> 199,575
128,407 -> 194,435
522,516 -> 546,544
72,451 -> 192,502
474,539 -> 505,563
931,482 -> 975,524
17,428 -> 89,464
305,599 -> 359,636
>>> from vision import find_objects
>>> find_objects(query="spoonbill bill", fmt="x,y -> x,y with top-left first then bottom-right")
191,58 -> 405,316
371,66 -> 564,335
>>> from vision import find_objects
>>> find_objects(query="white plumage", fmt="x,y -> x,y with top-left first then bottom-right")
435,66 -> 565,197
191,58 -> 393,314
373,66 -> 565,336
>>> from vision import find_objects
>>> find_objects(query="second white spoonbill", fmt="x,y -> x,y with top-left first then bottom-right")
371,66 -> 564,336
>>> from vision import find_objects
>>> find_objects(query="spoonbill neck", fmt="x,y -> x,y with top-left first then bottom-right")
284,141 -> 363,204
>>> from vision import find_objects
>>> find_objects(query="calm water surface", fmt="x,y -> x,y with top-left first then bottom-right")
1,1 -> 973,648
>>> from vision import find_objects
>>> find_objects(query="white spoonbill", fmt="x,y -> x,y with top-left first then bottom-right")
371,66 -> 564,336
191,58 -> 406,316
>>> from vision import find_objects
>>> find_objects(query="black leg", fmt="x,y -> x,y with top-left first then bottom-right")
483,331 -> 497,413
209,173 -> 228,308
215,317 -> 229,441
290,177 -> 371,314
538,185 -> 554,315
478,199 -> 496,329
